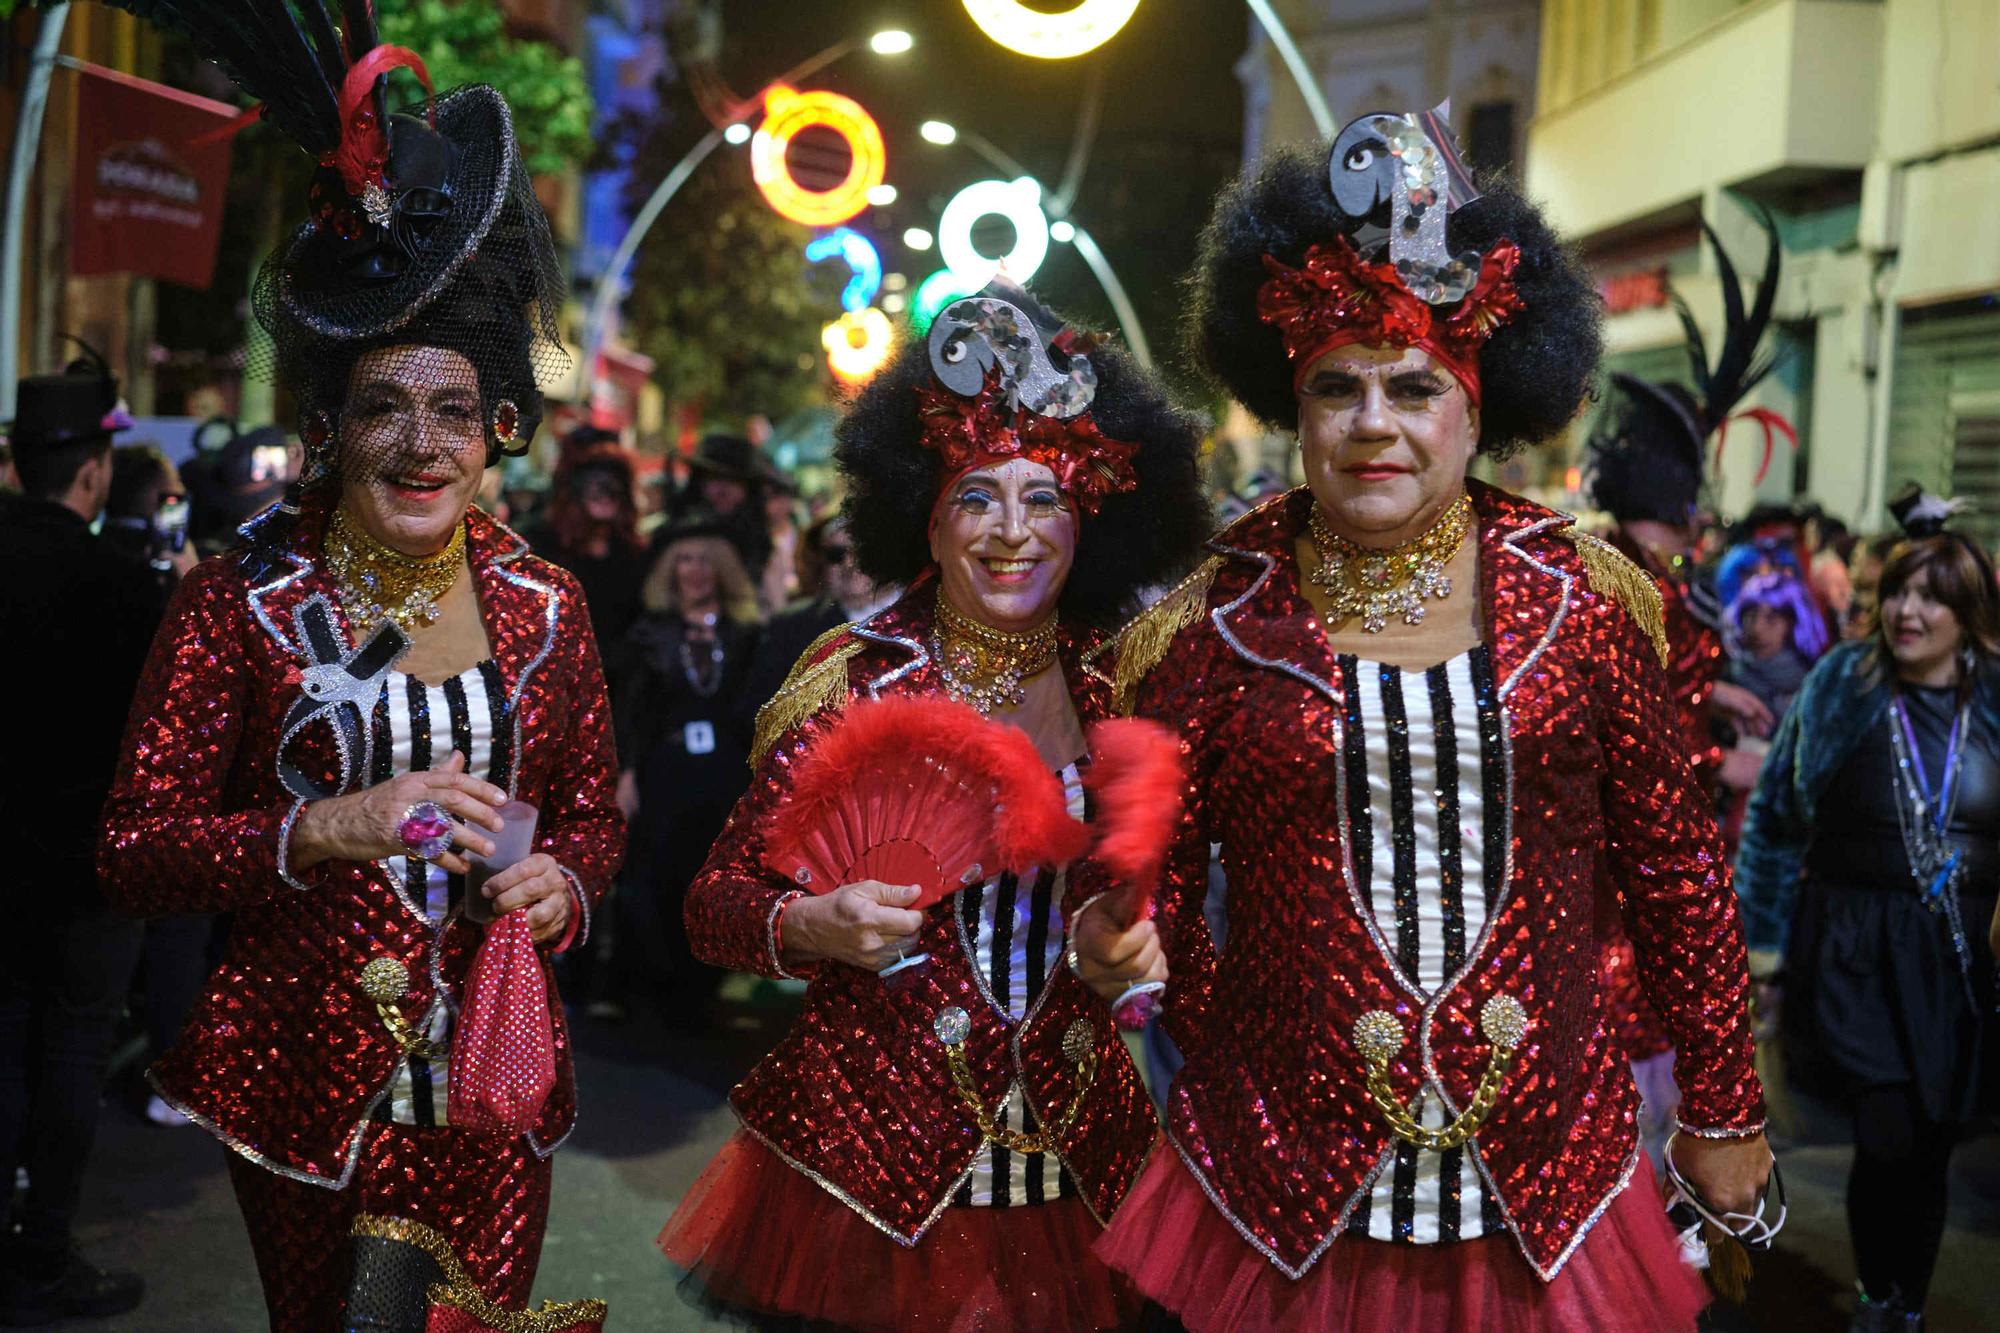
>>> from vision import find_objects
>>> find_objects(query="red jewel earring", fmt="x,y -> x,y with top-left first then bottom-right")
491,399 -> 521,449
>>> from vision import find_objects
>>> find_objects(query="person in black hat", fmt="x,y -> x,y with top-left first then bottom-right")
674,432 -> 773,583
608,517 -> 763,1024
518,431 -> 648,682
0,347 -> 152,1324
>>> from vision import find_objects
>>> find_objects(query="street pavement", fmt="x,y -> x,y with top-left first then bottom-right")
61,982 -> 2000,1331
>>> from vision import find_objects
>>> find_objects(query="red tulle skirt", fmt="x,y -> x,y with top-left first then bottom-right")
1096,1145 -> 1710,1333
658,1131 -> 1140,1332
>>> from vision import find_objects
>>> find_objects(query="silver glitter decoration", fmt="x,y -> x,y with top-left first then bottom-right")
1327,106 -> 1483,303
927,296 -> 1098,420
934,1006 -> 972,1046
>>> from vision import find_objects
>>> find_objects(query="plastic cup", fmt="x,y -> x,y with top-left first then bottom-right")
464,800 -> 538,924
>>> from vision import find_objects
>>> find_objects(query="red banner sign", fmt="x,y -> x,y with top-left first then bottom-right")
1599,266 -> 1671,316
69,62 -> 237,290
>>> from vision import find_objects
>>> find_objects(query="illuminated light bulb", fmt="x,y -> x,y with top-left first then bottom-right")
823,307 -> 895,384
723,121 -> 752,146
1050,219 -> 1076,243
938,177 -> 1049,288
919,120 -> 958,146
750,85 -> 887,227
870,30 -> 914,55
867,183 -> 898,207
903,227 -> 934,251
961,0 -> 1142,60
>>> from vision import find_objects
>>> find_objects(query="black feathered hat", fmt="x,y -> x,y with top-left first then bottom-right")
1586,211 -> 1787,525
835,283 -> 1213,631
1188,106 -> 1604,458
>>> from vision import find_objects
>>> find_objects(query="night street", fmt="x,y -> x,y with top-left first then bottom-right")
64,982 -> 2000,1332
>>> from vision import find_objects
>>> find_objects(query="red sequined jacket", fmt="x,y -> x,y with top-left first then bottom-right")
1597,526 -> 1728,1061
683,580 -> 1156,1245
1086,484 -> 1764,1281
98,503 -> 622,1188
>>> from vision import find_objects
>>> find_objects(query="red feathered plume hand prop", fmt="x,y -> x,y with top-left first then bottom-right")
765,696 -> 1089,912
1082,719 -> 1185,922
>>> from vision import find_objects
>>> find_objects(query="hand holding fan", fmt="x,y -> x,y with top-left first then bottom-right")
765,696 -> 1090,974
1081,719 -> 1186,1029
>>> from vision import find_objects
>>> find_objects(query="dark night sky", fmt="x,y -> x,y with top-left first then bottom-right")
695,0 -> 1250,390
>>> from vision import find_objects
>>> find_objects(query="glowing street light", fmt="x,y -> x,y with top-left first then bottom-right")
1049,219 -> 1076,243
723,122 -> 752,145
961,0 -> 1142,59
902,227 -> 934,251
866,183 -> 898,207
869,29 -> 915,55
938,177 -> 1050,287
919,120 -> 958,146
823,307 -> 895,384
750,85 -> 887,227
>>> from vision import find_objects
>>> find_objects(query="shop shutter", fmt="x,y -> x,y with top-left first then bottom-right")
1888,305 -> 2000,550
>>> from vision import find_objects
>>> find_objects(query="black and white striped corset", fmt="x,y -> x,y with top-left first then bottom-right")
366,660 -> 512,1128
1337,647 -> 1512,1244
951,762 -> 1085,1209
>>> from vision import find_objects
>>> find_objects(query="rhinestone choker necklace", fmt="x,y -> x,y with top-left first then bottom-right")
931,590 -> 1060,714
1306,493 -> 1473,633
325,506 -> 466,636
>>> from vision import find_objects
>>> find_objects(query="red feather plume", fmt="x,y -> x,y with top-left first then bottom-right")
765,696 -> 1088,911
1082,719 -> 1186,923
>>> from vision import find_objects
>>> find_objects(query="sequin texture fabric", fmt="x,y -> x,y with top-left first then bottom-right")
1081,484 -> 1765,1282
679,581 -> 1157,1245
97,501 -> 624,1185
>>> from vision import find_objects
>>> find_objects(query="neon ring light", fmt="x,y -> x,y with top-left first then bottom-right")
752,85 -> 886,227
961,0 -> 1142,60
938,178 -> 1049,288
805,227 -> 884,313
823,307 -> 895,384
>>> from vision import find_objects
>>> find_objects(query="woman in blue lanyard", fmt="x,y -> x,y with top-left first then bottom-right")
1737,485 -> 2000,1331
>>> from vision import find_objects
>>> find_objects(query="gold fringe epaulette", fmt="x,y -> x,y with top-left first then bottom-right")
351,1214 -> 608,1333
1083,555 -> 1223,715
749,625 -> 861,765
1556,525 -> 1669,669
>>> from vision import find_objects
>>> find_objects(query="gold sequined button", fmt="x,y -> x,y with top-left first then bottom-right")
1480,994 -> 1529,1050
359,957 -> 409,1005
1353,1010 -> 1405,1064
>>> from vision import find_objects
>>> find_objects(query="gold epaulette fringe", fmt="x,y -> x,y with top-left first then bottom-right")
1556,526 -> 1670,669
351,1214 -> 608,1333
749,625 -> 861,765
1083,555 -> 1223,715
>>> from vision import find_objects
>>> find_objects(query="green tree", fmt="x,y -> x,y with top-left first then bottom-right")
376,0 -> 592,176
620,135 -> 839,423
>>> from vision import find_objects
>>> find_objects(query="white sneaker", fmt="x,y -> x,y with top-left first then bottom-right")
144,1094 -> 191,1127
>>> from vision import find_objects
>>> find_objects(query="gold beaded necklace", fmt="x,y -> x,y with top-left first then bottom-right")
325,506 -> 467,636
930,590 -> 1060,714
1306,492 -> 1473,633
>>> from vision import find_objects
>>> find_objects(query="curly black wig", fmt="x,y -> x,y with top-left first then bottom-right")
1185,140 -> 1604,458
835,290 -> 1213,631
1584,375 -> 1706,525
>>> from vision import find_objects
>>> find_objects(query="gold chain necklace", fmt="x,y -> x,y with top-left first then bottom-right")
930,590 -> 1060,714
325,506 -> 466,636
1306,493 -> 1473,633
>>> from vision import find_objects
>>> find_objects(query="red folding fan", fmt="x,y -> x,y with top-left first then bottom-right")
765,696 -> 1090,913
1081,718 -> 1186,1029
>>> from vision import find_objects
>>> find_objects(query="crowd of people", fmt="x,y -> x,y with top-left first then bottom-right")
0,8 -> 1993,1332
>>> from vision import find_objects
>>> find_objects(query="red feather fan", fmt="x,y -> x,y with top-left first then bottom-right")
765,696 -> 1089,911
1081,719 -> 1186,1029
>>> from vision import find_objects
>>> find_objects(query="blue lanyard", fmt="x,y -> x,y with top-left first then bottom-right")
1892,696 -> 1965,837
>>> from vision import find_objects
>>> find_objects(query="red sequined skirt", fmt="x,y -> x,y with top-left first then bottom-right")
657,1130 -> 1140,1332
1096,1145 -> 1709,1333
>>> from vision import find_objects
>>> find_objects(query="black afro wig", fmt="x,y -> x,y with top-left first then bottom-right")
835,291 -> 1213,631
1185,141 -> 1604,459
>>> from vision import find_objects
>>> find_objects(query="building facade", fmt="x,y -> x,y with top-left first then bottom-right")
1527,0 -> 2000,542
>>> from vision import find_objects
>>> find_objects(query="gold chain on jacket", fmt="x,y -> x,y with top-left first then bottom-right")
935,1009 -> 1096,1154
358,957 -> 449,1060
326,505 -> 466,636
1351,994 -> 1528,1150
1306,493 -> 1472,633
930,591 -> 1060,714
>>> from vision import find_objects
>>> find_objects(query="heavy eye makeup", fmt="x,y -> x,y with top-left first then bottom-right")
1302,369 -> 1451,405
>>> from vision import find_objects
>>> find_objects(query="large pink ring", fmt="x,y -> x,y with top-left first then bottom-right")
397,801 -> 453,860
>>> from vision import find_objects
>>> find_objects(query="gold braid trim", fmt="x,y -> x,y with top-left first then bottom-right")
350,1215 -> 608,1332
748,625 -> 861,766
1557,525 -> 1669,669
1082,555 -> 1223,715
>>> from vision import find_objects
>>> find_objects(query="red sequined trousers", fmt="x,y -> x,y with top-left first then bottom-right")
226,1124 -> 550,1333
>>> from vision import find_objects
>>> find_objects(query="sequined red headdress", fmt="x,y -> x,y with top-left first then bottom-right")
916,296 -> 1139,516
1256,105 -> 1526,405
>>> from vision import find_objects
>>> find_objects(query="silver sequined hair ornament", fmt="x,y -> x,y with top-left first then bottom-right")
926,292 -> 1098,420
1327,102 -> 1484,304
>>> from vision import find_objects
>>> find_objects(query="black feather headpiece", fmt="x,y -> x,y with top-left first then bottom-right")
1586,209 -> 1786,525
